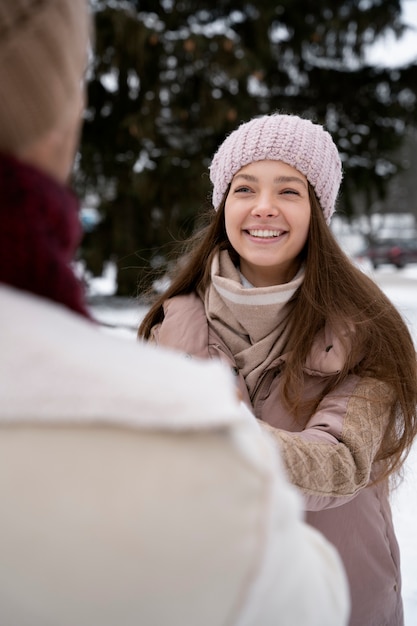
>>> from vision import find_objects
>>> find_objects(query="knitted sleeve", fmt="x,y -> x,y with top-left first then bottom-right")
260,377 -> 394,511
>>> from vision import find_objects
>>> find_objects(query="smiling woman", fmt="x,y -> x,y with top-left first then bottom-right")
138,112 -> 417,626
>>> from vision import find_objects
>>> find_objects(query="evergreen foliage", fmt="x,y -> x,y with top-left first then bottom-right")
76,0 -> 417,295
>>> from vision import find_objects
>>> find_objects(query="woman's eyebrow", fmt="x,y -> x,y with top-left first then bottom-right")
274,175 -> 307,188
232,173 -> 258,182
232,173 -> 307,188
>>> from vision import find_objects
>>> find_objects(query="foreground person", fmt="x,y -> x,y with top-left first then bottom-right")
0,1 -> 350,625
139,112 -> 417,626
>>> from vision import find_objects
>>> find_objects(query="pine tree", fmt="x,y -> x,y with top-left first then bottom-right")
76,0 -> 417,295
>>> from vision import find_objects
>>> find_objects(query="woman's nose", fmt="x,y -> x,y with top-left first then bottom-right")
250,194 -> 279,217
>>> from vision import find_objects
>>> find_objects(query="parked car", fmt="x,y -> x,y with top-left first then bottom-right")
355,238 -> 417,269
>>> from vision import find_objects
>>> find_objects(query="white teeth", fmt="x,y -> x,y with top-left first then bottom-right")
248,229 -> 282,238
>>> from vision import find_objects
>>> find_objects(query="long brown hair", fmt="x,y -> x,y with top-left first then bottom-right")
139,185 -> 417,479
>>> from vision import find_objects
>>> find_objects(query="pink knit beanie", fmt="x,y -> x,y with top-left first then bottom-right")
209,113 -> 343,224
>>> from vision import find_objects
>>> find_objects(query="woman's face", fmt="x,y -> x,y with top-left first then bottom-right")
224,160 -> 311,286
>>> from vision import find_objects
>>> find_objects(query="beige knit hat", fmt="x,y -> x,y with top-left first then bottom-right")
0,0 -> 91,153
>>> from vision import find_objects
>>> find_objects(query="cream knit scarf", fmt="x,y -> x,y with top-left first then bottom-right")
204,250 -> 304,399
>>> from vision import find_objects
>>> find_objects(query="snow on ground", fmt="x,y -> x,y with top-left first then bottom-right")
371,265 -> 417,625
88,263 -> 417,625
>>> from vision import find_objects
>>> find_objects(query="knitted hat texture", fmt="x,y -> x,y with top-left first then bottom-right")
0,0 -> 91,152
209,114 -> 343,224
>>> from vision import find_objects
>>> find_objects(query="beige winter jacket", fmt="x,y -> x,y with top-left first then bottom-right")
0,285 -> 349,626
152,292 -> 404,626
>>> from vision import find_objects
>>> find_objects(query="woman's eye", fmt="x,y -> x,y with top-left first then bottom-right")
282,188 -> 300,195
234,186 -> 252,193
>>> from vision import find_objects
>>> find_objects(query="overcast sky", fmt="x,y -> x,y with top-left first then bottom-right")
367,0 -> 417,67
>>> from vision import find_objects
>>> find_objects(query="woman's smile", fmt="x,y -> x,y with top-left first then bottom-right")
245,228 -> 287,239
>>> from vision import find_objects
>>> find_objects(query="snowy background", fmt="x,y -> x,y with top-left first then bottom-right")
86,260 -> 417,624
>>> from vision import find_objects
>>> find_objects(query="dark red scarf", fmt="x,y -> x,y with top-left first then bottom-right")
0,153 -> 91,319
